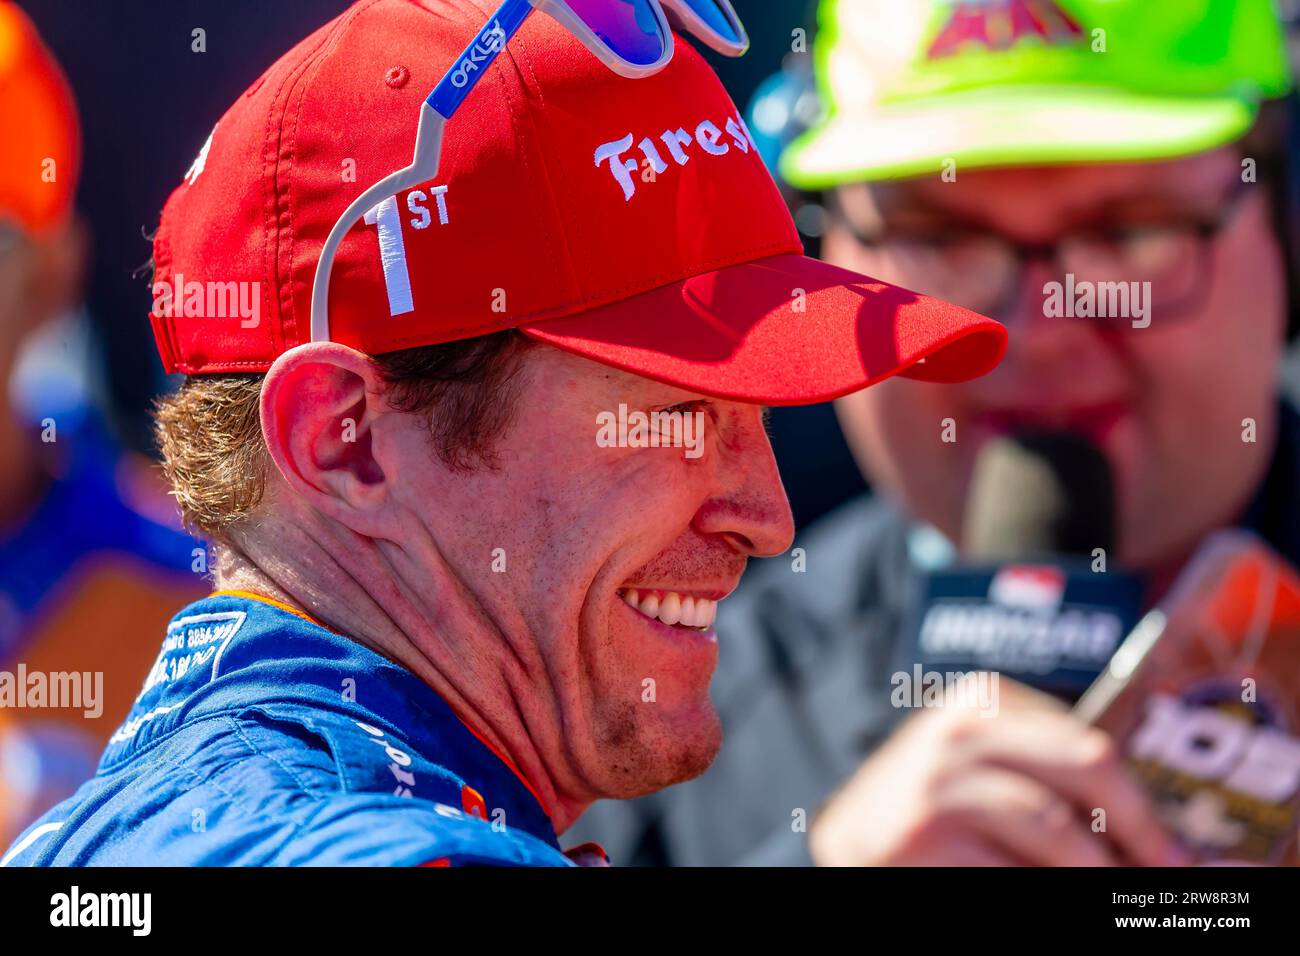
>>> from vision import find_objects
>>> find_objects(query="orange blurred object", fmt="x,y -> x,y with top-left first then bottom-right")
0,1 -> 79,233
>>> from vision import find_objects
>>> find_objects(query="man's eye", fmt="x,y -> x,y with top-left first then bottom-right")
660,401 -> 705,416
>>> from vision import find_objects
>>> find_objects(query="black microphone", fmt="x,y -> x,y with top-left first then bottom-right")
962,431 -> 1117,560
900,431 -> 1143,703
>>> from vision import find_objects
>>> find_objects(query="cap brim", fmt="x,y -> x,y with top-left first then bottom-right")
781,86 -> 1256,189
518,253 -> 1006,406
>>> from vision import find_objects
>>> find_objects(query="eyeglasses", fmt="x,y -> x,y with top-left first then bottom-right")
310,0 -> 747,343
831,177 -> 1256,326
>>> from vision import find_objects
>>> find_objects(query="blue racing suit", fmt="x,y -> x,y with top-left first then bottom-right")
1,592 -> 574,866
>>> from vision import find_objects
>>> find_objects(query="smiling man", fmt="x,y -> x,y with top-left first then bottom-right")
569,0 -> 1298,867
0,0 -> 1002,867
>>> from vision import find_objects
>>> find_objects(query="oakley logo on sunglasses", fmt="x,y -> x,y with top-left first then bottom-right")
594,113 -> 757,201
450,19 -> 508,89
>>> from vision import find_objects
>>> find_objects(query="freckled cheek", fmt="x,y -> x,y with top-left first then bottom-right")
610,446 -> 713,507
715,426 -> 765,463
530,453 -> 708,587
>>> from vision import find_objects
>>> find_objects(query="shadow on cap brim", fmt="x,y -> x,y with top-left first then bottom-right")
781,85 -> 1257,189
518,253 -> 1007,406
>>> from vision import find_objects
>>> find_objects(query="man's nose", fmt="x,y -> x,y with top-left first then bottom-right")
693,409 -> 795,558
999,252 -> 1060,326
1000,255 -> 1099,364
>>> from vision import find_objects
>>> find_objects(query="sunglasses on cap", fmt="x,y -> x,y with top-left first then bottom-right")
310,0 -> 747,344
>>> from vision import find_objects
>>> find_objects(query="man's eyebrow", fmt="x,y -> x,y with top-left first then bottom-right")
866,188 -> 957,226
862,182 -> 1243,235
846,193 -> 989,237
1084,185 -> 1240,223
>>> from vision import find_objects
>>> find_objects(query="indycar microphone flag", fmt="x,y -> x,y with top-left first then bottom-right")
908,561 -> 1143,701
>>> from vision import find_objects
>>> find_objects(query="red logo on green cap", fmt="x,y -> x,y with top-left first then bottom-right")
927,0 -> 1082,60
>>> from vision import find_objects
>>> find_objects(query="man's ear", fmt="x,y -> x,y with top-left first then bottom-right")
260,342 -> 393,530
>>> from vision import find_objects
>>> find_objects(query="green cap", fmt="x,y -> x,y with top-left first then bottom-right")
781,0 -> 1294,188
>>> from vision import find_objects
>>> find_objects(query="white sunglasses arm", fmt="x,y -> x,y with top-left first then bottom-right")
309,101 -> 447,343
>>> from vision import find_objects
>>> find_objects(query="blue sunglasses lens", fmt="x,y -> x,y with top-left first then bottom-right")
680,0 -> 744,44
564,0 -> 668,66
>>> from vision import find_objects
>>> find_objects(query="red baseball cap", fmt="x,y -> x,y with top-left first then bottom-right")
150,0 -> 1005,405
0,1 -> 79,234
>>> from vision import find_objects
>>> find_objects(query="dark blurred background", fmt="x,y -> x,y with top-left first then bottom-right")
16,0 -> 863,533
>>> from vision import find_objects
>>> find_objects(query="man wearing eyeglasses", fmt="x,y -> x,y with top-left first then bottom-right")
1,0 -> 1005,867
570,0 -> 1300,866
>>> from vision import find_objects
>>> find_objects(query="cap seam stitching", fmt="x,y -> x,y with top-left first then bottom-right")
277,0 -> 391,354
495,23 -> 583,306
151,230 -> 180,370
259,23 -> 321,361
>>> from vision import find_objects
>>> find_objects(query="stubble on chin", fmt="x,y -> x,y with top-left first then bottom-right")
591,698 -> 721,799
